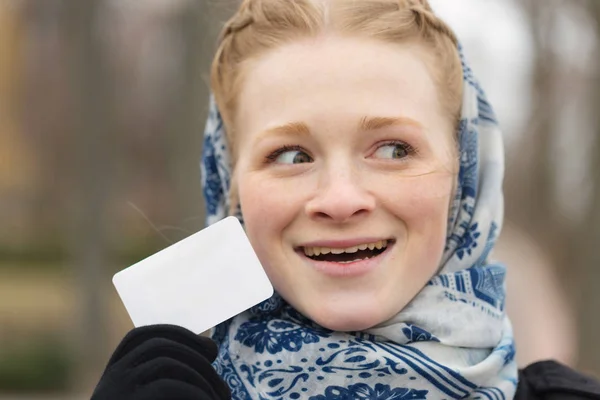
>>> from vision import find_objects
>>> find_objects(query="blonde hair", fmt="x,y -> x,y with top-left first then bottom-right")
210,0 -> 463,211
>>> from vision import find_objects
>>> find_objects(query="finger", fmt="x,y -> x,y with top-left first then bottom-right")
108,325 -> 218,365
127,339 -> 231,399
116,337 -> 225,389
130,356 -> 221,398
135,379 -> 212,400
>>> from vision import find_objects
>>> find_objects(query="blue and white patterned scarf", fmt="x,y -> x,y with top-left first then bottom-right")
201,47 -> 518,399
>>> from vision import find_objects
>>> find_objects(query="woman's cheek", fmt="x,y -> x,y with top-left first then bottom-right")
239,173 -> 311,255
379,170 -> 454,205
241,174 -> 296,216
378,172 -> 454,238
238,176 -> 284,272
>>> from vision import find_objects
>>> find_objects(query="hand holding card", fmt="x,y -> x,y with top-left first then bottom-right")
91,324 -> 231,400
112,216 -> 273,334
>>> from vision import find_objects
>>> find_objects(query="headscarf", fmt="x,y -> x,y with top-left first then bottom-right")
201,45 -> 518,399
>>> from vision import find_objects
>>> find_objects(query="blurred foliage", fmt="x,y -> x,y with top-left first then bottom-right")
0,335 -> 71,392
0,238 -> 170,271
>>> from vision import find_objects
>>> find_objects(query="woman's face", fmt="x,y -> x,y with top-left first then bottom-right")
234,35 -> 457,331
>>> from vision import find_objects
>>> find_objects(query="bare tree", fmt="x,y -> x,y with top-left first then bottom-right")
61,0 -> 117,389
163,0 -> 214,237
504,0 -> 566,255
504,0 -> 600,375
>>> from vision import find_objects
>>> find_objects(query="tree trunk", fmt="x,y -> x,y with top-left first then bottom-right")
164,1 -> 212,237
61,0 -> 116,390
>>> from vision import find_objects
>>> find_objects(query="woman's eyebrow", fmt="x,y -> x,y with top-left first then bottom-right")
359,116 -> 424,131
255,116 -> 423,143
255,121 -> 311,142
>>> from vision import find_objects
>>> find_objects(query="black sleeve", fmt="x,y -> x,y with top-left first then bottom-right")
515,360 -> 600,400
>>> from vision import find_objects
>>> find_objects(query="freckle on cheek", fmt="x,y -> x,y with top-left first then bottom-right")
241,192 -> 280,225
393,177 -> 453,203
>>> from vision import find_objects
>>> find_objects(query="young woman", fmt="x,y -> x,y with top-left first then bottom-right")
92,1 -> 600,399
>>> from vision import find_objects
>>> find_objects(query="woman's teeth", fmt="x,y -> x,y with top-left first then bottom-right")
303,240 -> 388,257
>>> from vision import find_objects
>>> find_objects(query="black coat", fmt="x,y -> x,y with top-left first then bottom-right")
515,360 -> 600,399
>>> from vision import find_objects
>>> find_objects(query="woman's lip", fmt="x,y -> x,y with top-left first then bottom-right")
297,237 -> 394,249
296,243 -> 394,278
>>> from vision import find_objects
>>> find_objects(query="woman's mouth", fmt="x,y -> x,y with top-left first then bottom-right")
295,239 -> 394,277
302,240 -> 389,263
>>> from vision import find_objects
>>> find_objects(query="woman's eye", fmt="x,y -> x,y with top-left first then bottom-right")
274,149 -> 313,164
372,142 -> 412,160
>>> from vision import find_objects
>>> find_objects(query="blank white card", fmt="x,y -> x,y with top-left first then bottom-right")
113,216 -> 273,334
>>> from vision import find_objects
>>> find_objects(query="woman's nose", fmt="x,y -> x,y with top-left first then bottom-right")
304,167 -> 376,223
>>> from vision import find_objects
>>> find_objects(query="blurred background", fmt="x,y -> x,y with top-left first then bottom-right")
0,0 -> 599,398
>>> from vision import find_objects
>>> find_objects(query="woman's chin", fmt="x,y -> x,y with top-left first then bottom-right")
299,299 -> 392,332
317,317 -> 378,332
